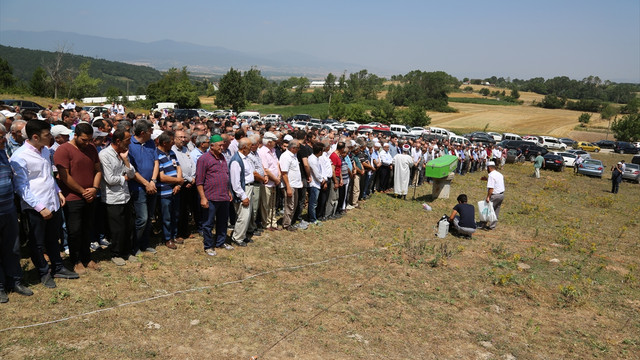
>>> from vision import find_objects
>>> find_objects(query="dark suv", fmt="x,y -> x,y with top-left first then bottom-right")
0,99 -> 46,112
614,141 -> 639,154
595,139 -> 616,149
173,109 -> 199,121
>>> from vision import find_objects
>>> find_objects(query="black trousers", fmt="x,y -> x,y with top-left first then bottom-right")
178,185 -> 196,238
337,182 -> 346,212
63,199 -> 96,265
0,211 -> 21,290
106,202 -> 134,258
24,208 -> 64,277
377,165 -> 391,191
317,178 -> 331,218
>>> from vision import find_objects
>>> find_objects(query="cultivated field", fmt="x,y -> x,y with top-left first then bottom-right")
1,152 -> 638,359
432,85 -> 610,141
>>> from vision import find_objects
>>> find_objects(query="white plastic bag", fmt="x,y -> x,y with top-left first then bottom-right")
477,201 -> 497,223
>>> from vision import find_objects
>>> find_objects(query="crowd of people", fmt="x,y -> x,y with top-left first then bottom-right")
0,105 -> 509,303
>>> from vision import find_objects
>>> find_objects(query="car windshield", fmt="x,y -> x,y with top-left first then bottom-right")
627,164 -> 639,170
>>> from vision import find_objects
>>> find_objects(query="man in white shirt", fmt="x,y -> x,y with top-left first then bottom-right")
10,120 -> 79,288
280,139 -> 304,231
258,132 -> 281,230
229,138 -> 255,246
172,130 -> 197,241
484,161 -> 505,230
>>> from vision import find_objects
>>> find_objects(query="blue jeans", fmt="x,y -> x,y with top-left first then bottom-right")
202,200 -> 229,249
131,188 -> 157,251
160,194 -> 180,242
308,187 -> 320,222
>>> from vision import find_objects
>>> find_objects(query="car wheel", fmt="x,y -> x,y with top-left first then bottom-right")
620,150 -> 624,154
595,149 -> 599,153
560,166 -> 565,172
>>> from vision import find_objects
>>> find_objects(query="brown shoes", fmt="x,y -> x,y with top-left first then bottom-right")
74,262 -> 87,275
86,260 -> 101,271
166,240 -> 177,249
174,237 -> 185,244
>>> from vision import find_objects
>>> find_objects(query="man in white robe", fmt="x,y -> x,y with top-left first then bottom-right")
393,144 -> 414,199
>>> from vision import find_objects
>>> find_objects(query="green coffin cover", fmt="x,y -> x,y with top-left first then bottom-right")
425,155 -> 458,178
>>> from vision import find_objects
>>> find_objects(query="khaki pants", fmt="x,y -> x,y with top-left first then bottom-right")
260,186 -> 278,228
248,184 -> 261,233
232,186 -> 253,243
283,188 -> 299,228
350,174 -> 360,206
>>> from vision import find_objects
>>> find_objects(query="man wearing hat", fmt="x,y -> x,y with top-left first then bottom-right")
258,132 -> 281,231
392,144 -> 414,199
196,134 -> 232,256
484,161 -> 505,230
50,124 -> 72,154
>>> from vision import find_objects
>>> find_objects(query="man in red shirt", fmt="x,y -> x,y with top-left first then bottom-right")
54,123 -> 102,274
326,142 -> 345,219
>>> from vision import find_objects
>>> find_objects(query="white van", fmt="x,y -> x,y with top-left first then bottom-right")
390,124 -> 410,136
152,102 -> 178,112
449,134 -> 470,146
539,136 -> 567,150
502,133 -> 522,141
238,111 -> 261,119
428,127 -> 451,139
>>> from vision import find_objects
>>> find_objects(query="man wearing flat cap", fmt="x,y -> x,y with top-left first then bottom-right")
196,134 -> 232,256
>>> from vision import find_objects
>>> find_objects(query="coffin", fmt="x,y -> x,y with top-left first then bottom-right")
425,155 -> 458,179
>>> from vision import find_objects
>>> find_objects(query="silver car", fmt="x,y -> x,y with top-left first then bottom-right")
622,163 -> 640,183
577,159 -> 604,178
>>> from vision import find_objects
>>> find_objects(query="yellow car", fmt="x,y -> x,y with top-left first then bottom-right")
576,141 -> 601,152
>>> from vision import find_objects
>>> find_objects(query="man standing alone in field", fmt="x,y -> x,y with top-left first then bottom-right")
533,152 -> 545,178
484,161 -> 505,230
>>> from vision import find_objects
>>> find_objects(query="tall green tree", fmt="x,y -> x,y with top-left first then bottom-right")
402,105 -> 431,128
243,67 -> 268,103
323,73 -> 337,101
147,67 -> 201,109
273,84 -> 289,106
29,66 -> 49,96
71,61 -> 101,99
215,68 -> 246,112
611,113 -> 640,142
370,100 -> 396,124
0,57 -> 16,89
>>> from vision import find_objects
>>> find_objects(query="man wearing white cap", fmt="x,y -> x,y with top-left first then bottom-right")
484,161 -> 505,230
50,125 -> 72,153
393,144 -> 414,199
258,131 -> 281,230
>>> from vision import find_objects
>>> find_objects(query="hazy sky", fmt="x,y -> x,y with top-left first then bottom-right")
1,0 -> 639,82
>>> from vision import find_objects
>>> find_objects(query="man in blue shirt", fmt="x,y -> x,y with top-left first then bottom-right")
128,120 -> 159,254
0,124 -> 33,302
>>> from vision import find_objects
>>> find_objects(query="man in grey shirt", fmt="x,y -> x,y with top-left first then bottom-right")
172,130 -> 196,241
99,128 -> 137,266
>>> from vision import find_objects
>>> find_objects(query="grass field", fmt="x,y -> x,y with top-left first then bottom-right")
1,152 -> 638,359
448,97 -> 520,106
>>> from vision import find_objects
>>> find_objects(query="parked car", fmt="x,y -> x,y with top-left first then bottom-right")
521,144 -> 549,161
502,133 -> 523,141
559,137 -> 577,148
577,159 -> 604,178
487,132 -> 503,141
409,127 -> 427,136
1,99 -> 46,113
505,149 -> 519,164
291,121 -> 310,129
632,154 -> 640,165
173,109 -> 199,121
390,124 -> 410,137
622,163 -> 640,183
83,106 -> 110,118
576,141 -> 601,152
613,141 -> 640,154
500,140 -> 534,150
633,142 -> 640,149
465,132 -> 496,145
194,108 -> 213,118
556,152 -> 578,167
343,121 -> 359,132
567,149 -> 591,160
543,153 -> 565,172
262,114 -> 282,122
288,114 -> 311,122
539,136 -> 567,150
595,139 -> 616,149
522,135 -> 542,145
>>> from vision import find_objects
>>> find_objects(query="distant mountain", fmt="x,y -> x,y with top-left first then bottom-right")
0,45 -> 162,95
0,30 -> 364,78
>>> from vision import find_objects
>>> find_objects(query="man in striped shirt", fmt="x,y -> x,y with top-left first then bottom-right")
156,131 -> 183,250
